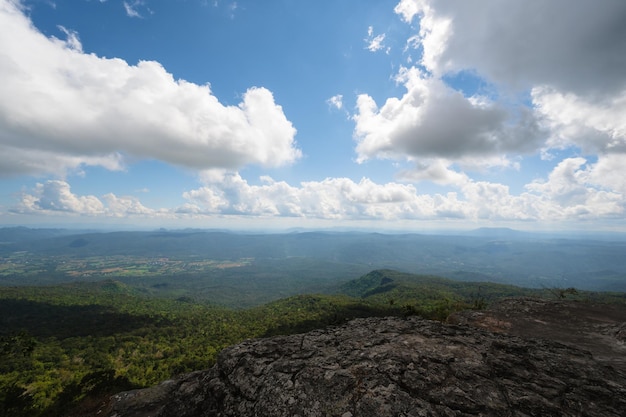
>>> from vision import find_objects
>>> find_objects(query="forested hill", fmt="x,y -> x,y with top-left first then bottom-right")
2,270 -> 625,416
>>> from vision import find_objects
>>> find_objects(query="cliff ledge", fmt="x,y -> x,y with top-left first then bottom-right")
101,298 -> 626,417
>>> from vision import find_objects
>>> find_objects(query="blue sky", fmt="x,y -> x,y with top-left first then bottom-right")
1,0 -> 625,231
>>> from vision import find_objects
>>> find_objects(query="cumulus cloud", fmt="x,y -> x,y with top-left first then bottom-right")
533,87 -> 626,155
12,180 -> 160,217
395,0 -> 626,96
0,0 -> 300,177
353,67 -> 542,175
353,0 -> 626,188
12,169 -> 625,224
525,157 -> 624,220
585,155 -> 626,196
392,0 -> 626,155
182,172 -> 442,220
23,181 -> 105,214
180,168 -> 624,222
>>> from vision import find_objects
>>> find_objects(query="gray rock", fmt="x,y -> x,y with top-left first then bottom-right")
449,297 -> 626,373
101,313 -> 626,417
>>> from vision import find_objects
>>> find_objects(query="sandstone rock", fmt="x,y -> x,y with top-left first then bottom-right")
102,312 -> 626,417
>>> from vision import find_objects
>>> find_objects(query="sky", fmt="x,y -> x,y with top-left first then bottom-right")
1,0 -> 625,232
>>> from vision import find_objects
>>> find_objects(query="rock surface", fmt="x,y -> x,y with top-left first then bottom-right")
101,300 -> 626,417
448,297 -> 626,373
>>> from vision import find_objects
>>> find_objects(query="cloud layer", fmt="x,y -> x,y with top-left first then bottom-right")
13,159 -> 624,224
0,0 -> 300,177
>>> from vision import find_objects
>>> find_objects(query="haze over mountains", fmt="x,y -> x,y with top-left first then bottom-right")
2,227 -> 625,296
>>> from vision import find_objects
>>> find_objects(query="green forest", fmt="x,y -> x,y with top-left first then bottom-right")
2,269 -> 625,417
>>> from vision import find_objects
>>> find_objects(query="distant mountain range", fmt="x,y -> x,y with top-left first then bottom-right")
1,227 -> 626,293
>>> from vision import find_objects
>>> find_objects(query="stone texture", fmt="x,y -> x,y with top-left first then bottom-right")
101,305 -> 626,417
449,297 -> 626,373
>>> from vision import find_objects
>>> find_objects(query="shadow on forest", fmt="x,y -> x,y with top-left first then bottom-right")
0,299 -> 170,339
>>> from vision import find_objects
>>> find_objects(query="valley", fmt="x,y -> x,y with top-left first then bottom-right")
1,227 -> 626,416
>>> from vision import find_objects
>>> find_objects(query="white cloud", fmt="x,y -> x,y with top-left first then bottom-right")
182,172 -> 440,220
0,147 -> 124,177
11,168 -> 625,224
394,0 -> 421,23
180,168 -> 625,223
356,0 -> 626,196
391,0 -> 626,162
12,180 -> 160,218
525,157 -> 624,220
585,154 -> 626,196
533,86 -> 626,155
353,67 -> 542,173
14,181 -> 105,215
396,0 -> 626,97
56,25 -> 82,52
365,26 -> 388,53
123,0 -> 145,18
396,158 -> 469,187
327,94 -> 343,111
0,0 -> 300,177
102,193 -> 156,217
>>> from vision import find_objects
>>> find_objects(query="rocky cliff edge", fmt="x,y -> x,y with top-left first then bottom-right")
100,299 -> 626,417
